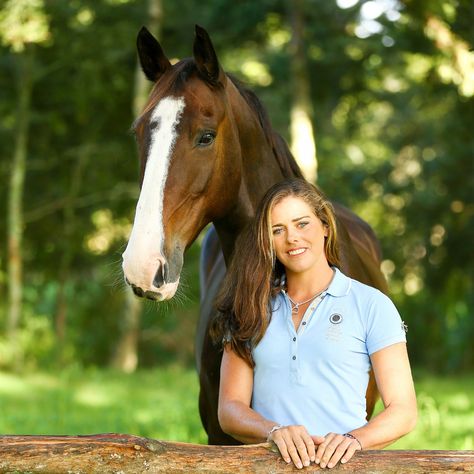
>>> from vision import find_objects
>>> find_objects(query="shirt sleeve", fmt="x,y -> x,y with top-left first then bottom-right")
365,290 -> 407,355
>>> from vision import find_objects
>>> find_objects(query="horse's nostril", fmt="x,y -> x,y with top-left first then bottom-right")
132,285 -> 144,297
153,262 -> 169,288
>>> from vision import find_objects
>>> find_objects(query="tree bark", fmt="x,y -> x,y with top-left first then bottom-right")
111,0 -> 163,372
6,49 -> 33,341
287,0 -> 318,183
0,434 -> 472,473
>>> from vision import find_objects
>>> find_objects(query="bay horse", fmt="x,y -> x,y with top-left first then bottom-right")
122,25 -> 388,445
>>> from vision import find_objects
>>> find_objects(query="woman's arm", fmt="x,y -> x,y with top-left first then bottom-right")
218,345 -> 319,469
218,345 -> 273,444
315,342 -> 417,469
351,341 -> 417,448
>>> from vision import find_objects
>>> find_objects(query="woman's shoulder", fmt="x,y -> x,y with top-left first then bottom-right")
340,270 -> 395,308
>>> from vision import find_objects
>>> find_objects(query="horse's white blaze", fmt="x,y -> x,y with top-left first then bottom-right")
122,96 -> 185,299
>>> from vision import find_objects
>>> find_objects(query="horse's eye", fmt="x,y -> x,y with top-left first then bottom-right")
197,132 -> 215,146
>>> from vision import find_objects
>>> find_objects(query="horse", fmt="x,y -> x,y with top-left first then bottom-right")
122,25 -> 388,445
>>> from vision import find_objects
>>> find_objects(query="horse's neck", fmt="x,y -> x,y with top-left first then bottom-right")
213,81 -> 293,262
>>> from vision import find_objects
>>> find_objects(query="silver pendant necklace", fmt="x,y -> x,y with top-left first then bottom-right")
286,269 -> 335,315
287,289 -> 324,315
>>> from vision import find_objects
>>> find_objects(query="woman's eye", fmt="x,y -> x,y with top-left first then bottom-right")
273,228 -> 283,235
298,221 -> 309,228
197,132 -> 215,146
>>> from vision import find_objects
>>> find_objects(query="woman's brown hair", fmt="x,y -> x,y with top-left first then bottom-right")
211,178 -> 340,366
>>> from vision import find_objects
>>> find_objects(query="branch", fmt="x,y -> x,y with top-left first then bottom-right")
0,434 -> 473,473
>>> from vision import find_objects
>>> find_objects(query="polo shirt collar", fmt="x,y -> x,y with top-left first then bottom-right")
279,267 -> 351,298
325,267 -> 351,297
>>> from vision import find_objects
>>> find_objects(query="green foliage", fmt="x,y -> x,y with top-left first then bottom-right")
0,0 -> 472,372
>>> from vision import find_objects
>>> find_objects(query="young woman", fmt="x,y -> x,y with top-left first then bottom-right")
212,178 -> 417,469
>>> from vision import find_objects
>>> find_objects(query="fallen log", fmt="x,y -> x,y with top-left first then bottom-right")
0,434 -> 473,473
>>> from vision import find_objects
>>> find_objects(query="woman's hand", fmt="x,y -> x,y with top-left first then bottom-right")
313,432 -> 361,469
269,425 -> 322,469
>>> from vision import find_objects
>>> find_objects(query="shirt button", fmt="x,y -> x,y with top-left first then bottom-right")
293,337 -> 296,342
292,356 -> 296,360
302,321 -> 306,325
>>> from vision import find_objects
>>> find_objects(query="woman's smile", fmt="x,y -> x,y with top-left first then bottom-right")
287,247 -> 308,257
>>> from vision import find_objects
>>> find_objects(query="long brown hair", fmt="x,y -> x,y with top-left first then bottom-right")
211,178 -> 340,366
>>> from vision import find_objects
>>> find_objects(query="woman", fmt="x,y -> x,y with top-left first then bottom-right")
212,178 -> 417,469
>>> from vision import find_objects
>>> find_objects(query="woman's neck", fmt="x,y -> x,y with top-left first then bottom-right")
286,263 -> 335,301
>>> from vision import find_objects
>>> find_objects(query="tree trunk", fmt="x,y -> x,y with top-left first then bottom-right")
6,49 -> 33,342
54,145 -> 91,362
0,434 -> 472,473
111,0 -> 163,372
288,0 -> 318,183
110,291 -> 142,372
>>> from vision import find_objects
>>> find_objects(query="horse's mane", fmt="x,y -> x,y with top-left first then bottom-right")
139,59 -> 304,181
227,74 -> 304,180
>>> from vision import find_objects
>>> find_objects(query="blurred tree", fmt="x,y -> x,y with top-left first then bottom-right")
0,0 -> 50,350
287,0 -> 318,182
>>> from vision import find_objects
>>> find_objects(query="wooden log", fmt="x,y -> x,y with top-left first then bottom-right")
0,434 -> 473,473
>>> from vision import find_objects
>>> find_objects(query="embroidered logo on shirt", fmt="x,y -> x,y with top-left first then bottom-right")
329,313 -> 343,324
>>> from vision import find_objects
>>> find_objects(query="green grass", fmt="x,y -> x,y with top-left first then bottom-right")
0,367 -> 472,450
384,372 -> 474,450
0,365 -> 207,443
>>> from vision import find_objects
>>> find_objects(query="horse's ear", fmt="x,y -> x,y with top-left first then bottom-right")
136,26 -> 171,82
193,25 -> 225,86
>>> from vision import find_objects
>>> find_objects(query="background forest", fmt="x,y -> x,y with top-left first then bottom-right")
0,0 -> 472,448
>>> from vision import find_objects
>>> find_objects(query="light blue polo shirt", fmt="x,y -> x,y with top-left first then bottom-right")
251,268 -> 407,436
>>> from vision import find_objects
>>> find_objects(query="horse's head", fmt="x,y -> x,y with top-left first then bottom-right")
122,26 -> 245,301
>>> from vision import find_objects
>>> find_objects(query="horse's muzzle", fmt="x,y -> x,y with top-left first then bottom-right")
121,245 -> 182,302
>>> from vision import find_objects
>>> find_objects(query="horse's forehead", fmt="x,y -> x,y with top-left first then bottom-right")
181,79 -> 226,115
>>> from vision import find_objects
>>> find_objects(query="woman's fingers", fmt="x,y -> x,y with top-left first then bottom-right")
316,433 -> 361,469
271,433 -> 292,465
315,432 -> 333,465
340,440 -> 360,464
326,437 -> 353,468
312,435 -> 326,446
271,425 -> 315,469
274,429 -> 304,469
303,431 -> 316,463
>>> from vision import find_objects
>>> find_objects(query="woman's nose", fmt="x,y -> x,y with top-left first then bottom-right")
286,229 -> 299,243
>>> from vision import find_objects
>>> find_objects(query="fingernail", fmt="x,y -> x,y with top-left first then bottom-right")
297,462 -> 303,469
315,458 -> 320,464
320,463 -> 326,468
285,458 -> 291,463
310,457 -> 315,462
341,458 -> 347,464
328,463 -> 333,468
304,460 -> 310,467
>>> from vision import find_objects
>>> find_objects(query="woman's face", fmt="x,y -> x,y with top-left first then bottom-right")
270,195 -> 329,277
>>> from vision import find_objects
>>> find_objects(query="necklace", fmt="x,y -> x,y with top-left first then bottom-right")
286,269 -> 336,315
287,289 -> 325,315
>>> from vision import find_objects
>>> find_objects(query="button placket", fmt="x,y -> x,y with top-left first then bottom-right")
283,295 -> 299,377
297,294 -> 325,335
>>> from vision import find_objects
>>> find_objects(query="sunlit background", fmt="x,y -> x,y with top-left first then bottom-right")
0,0 -> 472,449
